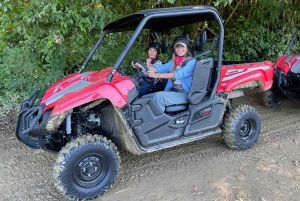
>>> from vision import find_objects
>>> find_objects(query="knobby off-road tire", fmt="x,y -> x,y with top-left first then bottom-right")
222,104 -> 261,150
52,134 -> 120,200
262,86 -> 283,109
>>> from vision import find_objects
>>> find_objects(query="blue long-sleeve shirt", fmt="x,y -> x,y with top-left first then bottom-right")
155,59 -> 196,92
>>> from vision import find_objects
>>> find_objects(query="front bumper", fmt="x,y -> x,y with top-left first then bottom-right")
15,91 -> 49,149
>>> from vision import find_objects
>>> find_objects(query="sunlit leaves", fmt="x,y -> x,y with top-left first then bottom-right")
223,1 -> 299,61
0,0 -> 300,113
214,0 -> 233,6
0,0 -> 114,96
0,0 -> 13,13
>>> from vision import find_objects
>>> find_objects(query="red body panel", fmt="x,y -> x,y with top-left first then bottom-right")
274,55 -> 300,74
41,61 -> 274,117
41,67 -> 135,117
217,61 -> 274,92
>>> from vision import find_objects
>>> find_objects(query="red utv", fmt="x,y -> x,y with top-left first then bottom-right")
16,6 -> 274,200
263,29 -> 300,108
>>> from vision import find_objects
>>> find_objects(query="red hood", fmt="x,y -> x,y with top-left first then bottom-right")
40,67 -> 136,116
274,55 -> 300,74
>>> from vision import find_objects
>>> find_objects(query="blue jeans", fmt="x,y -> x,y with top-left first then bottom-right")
137,79 -> 158,96
143,91 -> 188,112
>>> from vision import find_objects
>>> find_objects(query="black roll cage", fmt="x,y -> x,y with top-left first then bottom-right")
79,6 -> 225,101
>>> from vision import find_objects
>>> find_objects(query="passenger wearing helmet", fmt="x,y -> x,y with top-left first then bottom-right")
139,36 -> 196,112
144,42 -> 162,69
131,42 -> 162,95
131,42 -> 162,77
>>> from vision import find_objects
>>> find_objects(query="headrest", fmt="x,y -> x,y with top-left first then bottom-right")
160,37 -> 169,54
195,30 -> 207,52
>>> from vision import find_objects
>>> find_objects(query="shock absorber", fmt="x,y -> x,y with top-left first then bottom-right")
73,111 -> 85,136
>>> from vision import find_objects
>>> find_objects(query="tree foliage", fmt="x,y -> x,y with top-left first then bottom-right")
0,0 -> 300,112
0,0 -> 114,94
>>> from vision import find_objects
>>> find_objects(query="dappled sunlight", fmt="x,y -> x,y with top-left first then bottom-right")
211,173 -> 254,200
209,139 -> 300,200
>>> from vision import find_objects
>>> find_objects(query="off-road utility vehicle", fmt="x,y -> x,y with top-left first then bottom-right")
16,6 -> 274,200
263,29 -> 300,108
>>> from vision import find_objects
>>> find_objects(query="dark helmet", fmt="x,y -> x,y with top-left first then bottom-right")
146,42 -> 160,54
172,35 -> 191,56
173,35 -> 190,49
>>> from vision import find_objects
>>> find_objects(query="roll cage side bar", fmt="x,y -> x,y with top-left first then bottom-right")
79,8 -> 224,101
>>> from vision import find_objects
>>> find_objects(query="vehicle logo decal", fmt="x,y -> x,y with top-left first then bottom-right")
225,69 -> 243,75
222,66 -> 270,81
200,106 -> 212,117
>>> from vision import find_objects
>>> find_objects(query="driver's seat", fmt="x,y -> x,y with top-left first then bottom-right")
165,57 -> 214,113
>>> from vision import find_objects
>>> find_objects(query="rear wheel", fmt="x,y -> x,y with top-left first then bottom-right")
262,86 -> 283,108
53,134 -> 120,200
222,104 -> 261,150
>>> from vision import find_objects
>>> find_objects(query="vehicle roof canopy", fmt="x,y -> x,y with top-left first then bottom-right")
103,6 -> 223,32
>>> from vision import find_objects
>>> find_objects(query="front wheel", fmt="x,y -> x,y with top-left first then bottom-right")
52,134 -> 120,200
222,104 -> 261,150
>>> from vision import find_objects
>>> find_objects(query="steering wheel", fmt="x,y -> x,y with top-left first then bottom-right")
133,60 -> 155,85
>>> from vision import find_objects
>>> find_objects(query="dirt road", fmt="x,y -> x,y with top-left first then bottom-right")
1,92 -> 300,201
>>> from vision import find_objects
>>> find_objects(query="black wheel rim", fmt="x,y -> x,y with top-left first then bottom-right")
73,154 -> 108,188
239,118 -> 256,141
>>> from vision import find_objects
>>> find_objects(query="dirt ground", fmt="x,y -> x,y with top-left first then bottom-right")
1,92 -> 300,201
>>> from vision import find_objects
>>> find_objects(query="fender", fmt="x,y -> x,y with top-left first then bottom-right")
217,61 -> 274,92
40,67 -> 135,117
